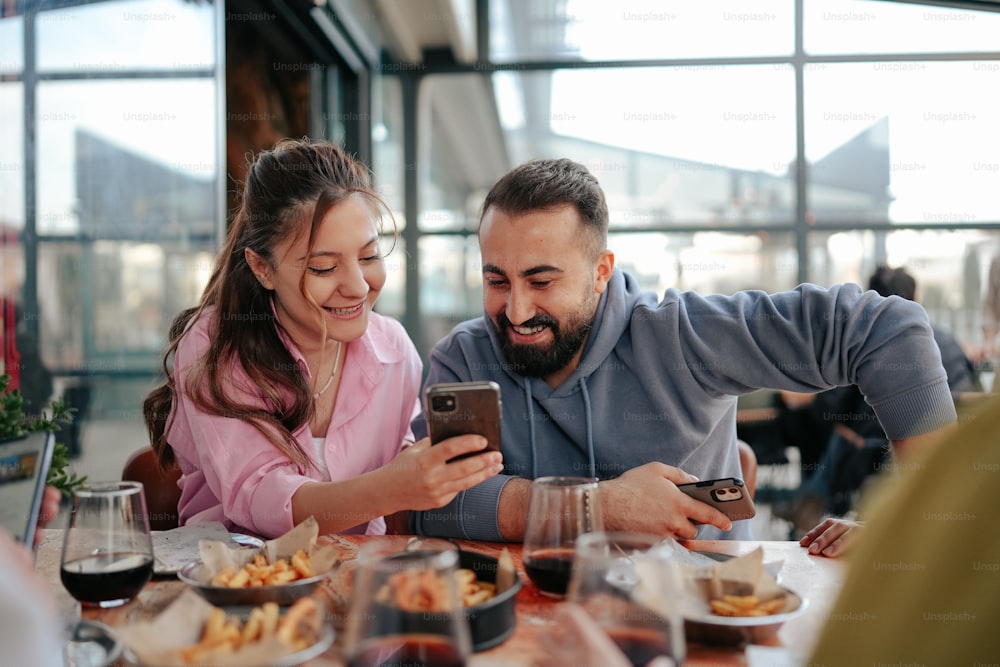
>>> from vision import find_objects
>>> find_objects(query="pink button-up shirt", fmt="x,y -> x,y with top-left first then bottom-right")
166,305 -> 422,538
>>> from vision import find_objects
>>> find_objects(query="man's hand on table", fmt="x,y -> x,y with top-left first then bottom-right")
601,463 -> 732,539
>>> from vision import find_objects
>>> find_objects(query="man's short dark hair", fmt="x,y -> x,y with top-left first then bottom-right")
868,265 -> 917,301
480,158 -> 608,259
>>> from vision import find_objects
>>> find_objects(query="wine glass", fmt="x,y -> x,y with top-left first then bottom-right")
567,531 -> 686,667
60,481 -> 154,608
522,476 -> 603,598
344,539 -> 471,667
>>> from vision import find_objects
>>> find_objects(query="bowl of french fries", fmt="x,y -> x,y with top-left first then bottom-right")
683,585 -> 808,645
370,548 -> 522,652
178,517 -> 339,607
179,548 -> 328,607
679,547 -> 808,645
117,589 -> 334,667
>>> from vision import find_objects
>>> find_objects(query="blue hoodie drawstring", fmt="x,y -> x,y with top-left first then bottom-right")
580,378 -> 596,478
524,379 -> 538,478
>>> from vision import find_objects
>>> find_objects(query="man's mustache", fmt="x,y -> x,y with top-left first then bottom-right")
497,312 -> 558,331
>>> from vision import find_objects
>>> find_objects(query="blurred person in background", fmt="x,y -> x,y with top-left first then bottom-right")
980,252 -> 1000,376
782,265 -> 978,535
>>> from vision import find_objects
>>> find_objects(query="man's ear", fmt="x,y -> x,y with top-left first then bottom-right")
594,249 -> 615,294
245,248 -> 275,290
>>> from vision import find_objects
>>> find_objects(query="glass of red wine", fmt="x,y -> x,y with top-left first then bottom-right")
59,481 -> 154,609
344,539 -> 472,667
522,476 -> 603,598
567,531 -> 686,667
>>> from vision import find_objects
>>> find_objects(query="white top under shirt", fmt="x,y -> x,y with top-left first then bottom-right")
312,437 -> 330,480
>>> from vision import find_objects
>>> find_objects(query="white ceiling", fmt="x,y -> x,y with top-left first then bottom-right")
373,0 -> 511,190
374,0 -> 478,64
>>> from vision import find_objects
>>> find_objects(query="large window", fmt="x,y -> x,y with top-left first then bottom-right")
406,0 -> 1000,358
1,0 -> 222,418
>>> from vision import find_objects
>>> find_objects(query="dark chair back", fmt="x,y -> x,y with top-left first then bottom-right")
122,447 -> 182,531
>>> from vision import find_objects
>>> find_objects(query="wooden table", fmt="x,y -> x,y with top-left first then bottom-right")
37,531 -> 844,666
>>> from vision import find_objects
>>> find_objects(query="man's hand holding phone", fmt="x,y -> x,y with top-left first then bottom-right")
677,477 -> 756,522
597,463 -> 733,539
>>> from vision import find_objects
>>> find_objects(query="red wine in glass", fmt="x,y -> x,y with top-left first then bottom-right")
348,634 -> 466,667
61,552 -> 153,607
605,626 -> 675,667
523,546 -> 576,597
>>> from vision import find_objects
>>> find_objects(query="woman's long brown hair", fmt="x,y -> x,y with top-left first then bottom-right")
143,139 -> 392,470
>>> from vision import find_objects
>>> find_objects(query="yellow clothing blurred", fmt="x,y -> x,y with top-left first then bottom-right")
811,395 -> 1000,665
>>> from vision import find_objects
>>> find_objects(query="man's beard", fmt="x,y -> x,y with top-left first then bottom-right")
493,310 -> 593,378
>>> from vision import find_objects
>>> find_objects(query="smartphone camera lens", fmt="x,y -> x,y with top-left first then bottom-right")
431,394 -> 457,412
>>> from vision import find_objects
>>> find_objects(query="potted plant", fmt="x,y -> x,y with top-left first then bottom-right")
0,372 -> 87,496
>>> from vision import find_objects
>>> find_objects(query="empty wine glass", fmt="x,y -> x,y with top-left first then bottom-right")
344,539 -> 471,667
60,481 -> 154,608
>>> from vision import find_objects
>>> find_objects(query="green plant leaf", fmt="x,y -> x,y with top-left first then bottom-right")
1,373 -> 87,496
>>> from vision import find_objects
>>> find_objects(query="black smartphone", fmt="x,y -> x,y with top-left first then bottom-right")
0,430 -> 56,545
677,477 -> 756,522
424,381 -> 502,461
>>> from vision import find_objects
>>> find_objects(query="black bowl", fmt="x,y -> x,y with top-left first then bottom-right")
372,549 -> 522,652
459,549 -> 522,651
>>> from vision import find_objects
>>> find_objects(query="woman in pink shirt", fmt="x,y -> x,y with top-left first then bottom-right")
143,139 -> 503,538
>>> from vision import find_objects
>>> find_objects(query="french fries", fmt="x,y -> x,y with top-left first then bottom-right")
178,597 -> 322,664
454,567 -> 498,607
709,593 -> 786,617
209,549 -> 315,588
375,567 -> 498,612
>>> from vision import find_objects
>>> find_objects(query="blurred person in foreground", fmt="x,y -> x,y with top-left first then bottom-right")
810,392 -> 1000,665
143,139 -> 501,539
409,157 -> 957,543
0,485 -> 67,667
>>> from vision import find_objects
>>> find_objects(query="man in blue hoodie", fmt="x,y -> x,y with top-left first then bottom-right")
410,158 -> 957,542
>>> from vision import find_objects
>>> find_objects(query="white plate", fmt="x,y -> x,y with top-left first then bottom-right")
683,586 -> 808,646
123,622 -> 335,667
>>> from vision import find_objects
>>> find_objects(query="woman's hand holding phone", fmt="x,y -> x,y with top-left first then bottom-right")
425,381 -> 502,461
381,436 -> 503,511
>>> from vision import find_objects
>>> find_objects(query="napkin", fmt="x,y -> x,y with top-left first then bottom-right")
197,516 -> 339,582
496,547 -> 518,593
151,522 -> 232,574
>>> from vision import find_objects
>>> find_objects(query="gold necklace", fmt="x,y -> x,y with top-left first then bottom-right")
312,341 -> 343,400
